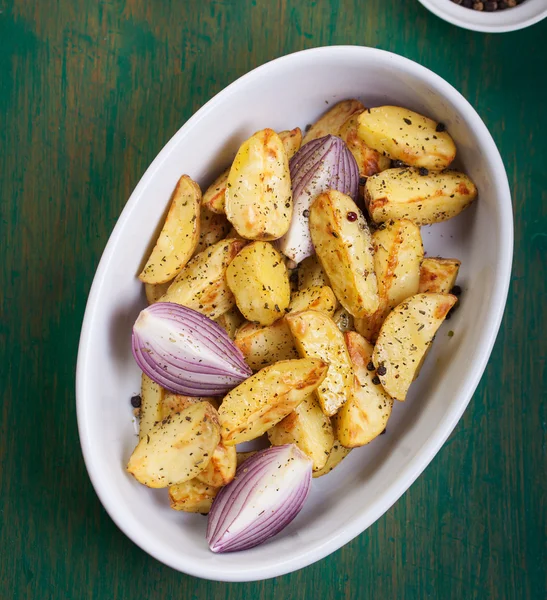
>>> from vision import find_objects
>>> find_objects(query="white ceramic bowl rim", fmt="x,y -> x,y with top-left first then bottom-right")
77,45 -> 513,582
418,0 -> 547,32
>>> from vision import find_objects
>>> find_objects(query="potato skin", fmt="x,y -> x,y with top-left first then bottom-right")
268,395 -> 334,470
357,106 -> 457,171
419,258 -> 461,294
226,241 -> 291,326
373,293 -> 457,401
139,175 -> 201,284
225,128 -> 292,240
365,168 -> 477,226
303,99 -> 365,144
203,168 -> 229,214
218,358 -> 328,445
286,310 -> 354,417
234,319 -> 298,371
334,332 -> 393,448
127,402 -> 221,488
309,190 -> 379,319
160,238 -> 245,319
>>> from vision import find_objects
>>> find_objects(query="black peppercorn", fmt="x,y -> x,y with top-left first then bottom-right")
451,285 -> 462,296
372,375 -> 381,385
391,159 -> 407,168
367,361 -> 375,371
131,394 -> 142,408
419,167 -> 429,176
435,122 -> 446,133
303,209 -> 310,218
377,365 -> 387,376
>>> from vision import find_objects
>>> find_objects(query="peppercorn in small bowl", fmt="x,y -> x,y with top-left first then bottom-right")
418,0 -> 547,32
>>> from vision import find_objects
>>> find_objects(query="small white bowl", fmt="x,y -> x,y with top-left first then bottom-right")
418,0 -> 547,32
77,46 -> 513,582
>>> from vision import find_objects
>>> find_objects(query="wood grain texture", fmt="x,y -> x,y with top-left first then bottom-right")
0,0 -> 545,598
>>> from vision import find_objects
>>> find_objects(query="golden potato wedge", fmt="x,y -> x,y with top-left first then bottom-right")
169,479 -> 219,513
298,255 -> 331,290
139,175 -> 201,284
339,112 -> 391,178
278,127 -> 302,159
268,395 -> 334,470
160,238 -> 245,319
202,168 -> 229,214
303,99 -> 365,144
214,306 -> 245,340
225,129 -> 292,240
309,190 -> 379,319
160,393 -> 219,420
365,168 -> 477,226
226,241 -> 290,326
218,358 -> 328,445
286,310 -> 354,417
288,286 -> 337,317
373,293 -> 457,401
355,220 -> 424,341
236,451 -> 257,467
357,106 -> 457,171
139,373 -> 164,441
193,208 -> 231,256
127,401 -> 221,488
332,307 -> 355,333
144,281 -> 172,305
234,319 -> 298,371
196,441 -> 237,487
313,440 -> 351,478
419,258 -> 461,294
334,332 -> 393,448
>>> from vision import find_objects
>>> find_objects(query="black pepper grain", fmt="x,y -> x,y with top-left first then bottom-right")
377,365 -> 387,376
367,361 -> 375,371
436,122 -> 446,132
130,394 -> 142,408
419,167 -> 429,176
372,375 -> 381,385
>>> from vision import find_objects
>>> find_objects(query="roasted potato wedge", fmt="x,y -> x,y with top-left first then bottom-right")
236,451 -> 257,467
144,281 -> 172,305
357,106 -> 457,171
169,479 -> 219,513
309,190 -> 379,318
139,373 -> 164,441
373,293 -> 457,400
160,393 -> 219,420
419,258 -> 461,294
268,395 -> 334,470
225,129 -> 292,240
139,175 -> 201,284
196,441 -> 237,487
355,219 -> 424,341
334,332 -> 393,447
226,241 -> 290,326
160,238 -> 245,319
332,307 -> 355,333
339,112 -> 391,178
193,208 -> 231,256
203,168 -> 229,214
219,357 -> 328,445
234,319 -> 298,371
278,127 -> 302,159
127,401 -> 221,488
303,99 -> 365,144
214,306 -> 245,340
313,440 -> 351,478
288,285 -> 337,317
365,168 -> 477,226
298,255 -> 331,290
286,310 -> 354,417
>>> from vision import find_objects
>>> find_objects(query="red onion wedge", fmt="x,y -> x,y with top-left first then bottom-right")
132,302 -> 252,396
278,135 -> 359,263
207,444 -> 312,553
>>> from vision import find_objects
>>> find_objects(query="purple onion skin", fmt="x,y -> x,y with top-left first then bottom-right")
278,135 -> 359,263
207,444 -> 312,553
132,302 -> 252,396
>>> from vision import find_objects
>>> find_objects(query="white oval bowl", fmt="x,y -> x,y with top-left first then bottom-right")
77,46 -> 512,582
418,0 -> 547,32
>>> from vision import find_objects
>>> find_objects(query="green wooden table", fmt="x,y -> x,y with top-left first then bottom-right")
1,1 -> 546,598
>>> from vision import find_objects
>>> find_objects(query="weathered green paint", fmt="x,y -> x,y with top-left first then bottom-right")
1,1 -> 545,598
